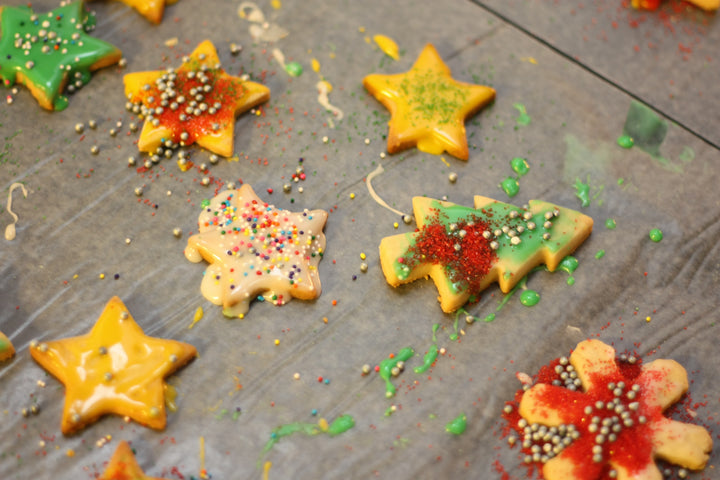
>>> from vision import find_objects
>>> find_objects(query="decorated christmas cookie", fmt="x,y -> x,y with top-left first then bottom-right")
631,0 -> 718,11
363,43 -> 495,160
0,331 -> 15,362
124,40 -> 270,158
185,185 -> 328,318
514,339 -> 712,479
98,0 -> 178,24
29,297 -> 197,435
379,195 -> 593,312
100,441 -> 169,480
0,1 -> 122,111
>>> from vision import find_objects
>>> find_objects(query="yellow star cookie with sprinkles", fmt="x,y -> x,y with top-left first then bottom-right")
185,184 -> 328,318
100,441 -> 170,480
96,0 -> 178,24
363,43 -> 495,160
0,1 -> 122,111
379,195 -> 593,312
124,40 -> 270,157
29,297 -> 196,435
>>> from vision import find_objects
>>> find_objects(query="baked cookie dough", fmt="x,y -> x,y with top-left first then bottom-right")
29,297 -> 196,435
0,1 -> 122,111
380,195 -> 593,312
363,43 -> 495,160
517,339 -> 713,479
185,184 -> 328,318
124,40 -> 270,157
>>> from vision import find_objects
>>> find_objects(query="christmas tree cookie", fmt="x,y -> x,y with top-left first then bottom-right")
29,297 -> 196,435
0,1 -> 122,111
516,339 -> 712,479
124,40 -> 270,158
363,44 -> 495,160
379,195 -> 593,312
185,185 -> 328,318
0,331 -> 15,362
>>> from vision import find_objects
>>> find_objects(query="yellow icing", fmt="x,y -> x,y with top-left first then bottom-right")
373,34 -> 400,60
29,297 -> 197,434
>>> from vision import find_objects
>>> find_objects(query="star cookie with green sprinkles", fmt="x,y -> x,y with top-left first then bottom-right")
100,441 -> 170,480
184,184 -> 328,318
29,296 -> 197,435
96,0 -> 178,24
124,39 -> 270,158
0,1 -> 122,111
379,195 -> 593,312
363,43 -> 495,160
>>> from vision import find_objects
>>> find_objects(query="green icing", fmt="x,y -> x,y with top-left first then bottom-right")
379,347 -> 414,398
513,103 -> 531,126
327,415 -> 355,436
445,413 -> 467,435
510,157 -> 530,176
484,313 -> 496,322
558,255 -> 579,286
519,289 -> 540,306
500,177 -> 520,197
260,415 -> 355,460
415,324 -> 440,374
285,61 -> 303,77
0,2 -> 121,111
605,218 -> 617,229
394,199 -> 584,293
595,249 -> 605,259
616,134 -> 634,149
574,178 -> 590,207
649,228 -> 663,242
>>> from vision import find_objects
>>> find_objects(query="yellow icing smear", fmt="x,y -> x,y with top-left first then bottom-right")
373,34 -> 400,60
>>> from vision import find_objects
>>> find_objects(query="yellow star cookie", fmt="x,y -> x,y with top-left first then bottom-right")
100,441 -> 170,480
363,44 -> 495,160
124,40 -> 270,157
185,184 -> 328,318
94,0 -> 178,24
0,331 -> 14,362
29,296 -> 197,435
380,195 -> 593,312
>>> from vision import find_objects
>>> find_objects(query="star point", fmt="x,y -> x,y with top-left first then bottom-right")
29,296 -> 197,435
363,43 -> 495,160
97,0 -> 177,24
100,441 -> 170,480
124,40 -> 270,157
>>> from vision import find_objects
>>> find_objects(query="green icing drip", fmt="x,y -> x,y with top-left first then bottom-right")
595,250 -> 605,259
559,256 -> 579,275
0,2 -> 121,111
379,347 -> 414,398
327,415 -> 355,436
649,228 -> 663,242
519,289 -> 540,306
445,413 -> 467,435
510,157 -> 530,176
500,177 -> 520,197
513,103 -> 531,126
605,218 -> 617,229
484,313 -> 496,322
616,134 -> 634,149
574,178 -> 590,207
285,61 -> 303,77
414,344 -> 439,374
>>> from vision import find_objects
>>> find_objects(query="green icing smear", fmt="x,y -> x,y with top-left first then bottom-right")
379,347 -> 415,398
519,289 -> 540,306
595,250 -> 605,259
616,134 -> 634,149
622,101 -> 667,158
605,218 -> 617,229
649,228 -> 663,242
0,2 -> 121,111
513,103 -> 531,126
445,413 -> 467,435
285,61 -> 303,77
415,324 -> 440,374
500,177 -> 519,197
260,415 -> 355,461
574,178 -> 590,207
510,157 -> 530,176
